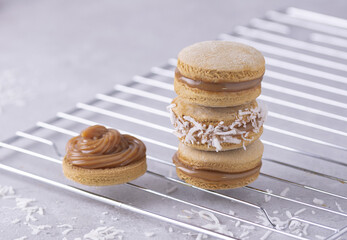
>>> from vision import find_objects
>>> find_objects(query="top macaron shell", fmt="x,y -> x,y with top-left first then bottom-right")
174,41 -> 265,107
177,41 -> 265,83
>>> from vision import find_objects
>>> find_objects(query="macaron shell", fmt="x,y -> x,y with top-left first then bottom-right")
62,157 -> 147,186
177,41 -> 265,83
176,167 -> 260,190
174,77 -> 261,107
181,127 -> 263,152
172,97 -> 258,124
177,140 -> 264,173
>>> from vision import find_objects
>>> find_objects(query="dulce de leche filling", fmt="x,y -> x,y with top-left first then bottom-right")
173,153 -> 261,182
175,68 -> 262,92
65,125 -> 146,169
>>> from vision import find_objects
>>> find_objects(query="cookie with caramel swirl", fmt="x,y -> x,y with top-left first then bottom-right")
63,125 -> 147,186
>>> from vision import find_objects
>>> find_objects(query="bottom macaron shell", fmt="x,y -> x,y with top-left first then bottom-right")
175,167 -> 260,190
174,78 -> 261,107
182,127 -> 263,152
62,157 -> 147,186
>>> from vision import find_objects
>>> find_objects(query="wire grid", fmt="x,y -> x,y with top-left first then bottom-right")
1,7 -> 347,240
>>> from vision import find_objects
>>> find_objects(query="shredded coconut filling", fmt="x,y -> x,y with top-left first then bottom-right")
167,103 -> 267,151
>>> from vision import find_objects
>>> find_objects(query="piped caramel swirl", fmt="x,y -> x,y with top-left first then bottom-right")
65,125 -> 146,169
175,68 -> 262,92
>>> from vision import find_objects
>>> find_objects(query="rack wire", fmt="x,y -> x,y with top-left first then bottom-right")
1,7 -> 347,240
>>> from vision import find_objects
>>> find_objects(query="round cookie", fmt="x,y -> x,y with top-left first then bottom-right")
168,97 -> 267,152
63,157 -> 147,186
174,41 -> 265,107
173,140 -> 264,190
62,125 -> 147,186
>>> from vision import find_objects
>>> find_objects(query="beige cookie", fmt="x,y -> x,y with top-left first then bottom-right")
174,41 -> 265,107
173,140 -> 264,190
63,125 -> 147,186
63,157 -> 147,186
168,97 -> 266,151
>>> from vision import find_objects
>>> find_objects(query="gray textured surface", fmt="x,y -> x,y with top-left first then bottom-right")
1,1 -> 347,239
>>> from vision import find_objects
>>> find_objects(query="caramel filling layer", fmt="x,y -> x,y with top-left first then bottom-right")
173,153 -> 261,182
175,68 -> 262,92
65,125 -> 146,169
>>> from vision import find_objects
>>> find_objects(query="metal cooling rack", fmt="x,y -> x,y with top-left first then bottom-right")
1,7 -> 347,240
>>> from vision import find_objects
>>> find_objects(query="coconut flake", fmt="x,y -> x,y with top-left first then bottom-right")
13,237 -> 27,240
144,232 -> 156,237
57,224 -> 74,236
260,231 -> 272,240
315,235 -> 325,240
11,218 -> 21,224
83,226 -> 124,240
264,189 -> 272,202
280,187 -> 290,197
0,185 -> 15,197
335,202 -> 344,212
313,198 -> 324,205
25,223 -> 51,235
285,210 -> 293,219
294,208 -> 306,216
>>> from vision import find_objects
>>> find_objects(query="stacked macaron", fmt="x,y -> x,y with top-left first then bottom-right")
168,41 -> 267,190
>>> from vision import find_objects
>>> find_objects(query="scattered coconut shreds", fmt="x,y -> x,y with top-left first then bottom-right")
57,224 -> 74,236
168,227 -> 173,233
264,189 -> 272,202
13,237 -> 27,240
195,233 -> 208,240
11,219 -> 21,224
294,208 -> 307,216
280,187 -> 290,197
166,186 -> 178,194
183,232 -> 197,236
0,185 -> 15,197
256,210 -> 310,236
196,233 -> 203,240
102,211 -> 109,215
235,221 -> 241,227
315,235 -> 325,240
83,226 -> 124,240
313,198 -> 325,205
25,223 -> 52,235
335,202 -> 345,213
285,210 -> 293,219
239,230 -> 250,238
302,223 -> 309,236
144,232 -> 155,237
288,220 -> 300,231
260,231 -> 272,240
241,225 -> 255,231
